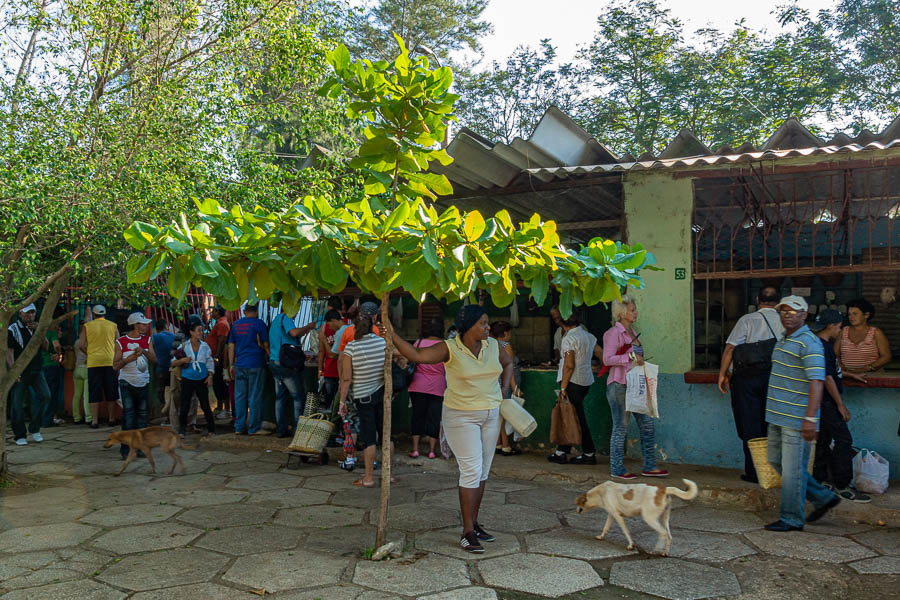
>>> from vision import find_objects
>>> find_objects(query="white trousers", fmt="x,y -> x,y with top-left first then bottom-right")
442,406 -> 501,488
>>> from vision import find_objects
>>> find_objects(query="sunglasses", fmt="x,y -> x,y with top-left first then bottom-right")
777,308 -> 799,316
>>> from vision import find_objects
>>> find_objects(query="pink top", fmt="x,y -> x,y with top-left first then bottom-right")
408,339 -> 447,397
840,326 -> 880,371
602,322 -> 637,385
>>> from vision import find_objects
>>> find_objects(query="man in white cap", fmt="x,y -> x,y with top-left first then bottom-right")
77,305 -> 120,428
113,312 -> 157,459
764,295 -> 840,532
6,303 -> 51,445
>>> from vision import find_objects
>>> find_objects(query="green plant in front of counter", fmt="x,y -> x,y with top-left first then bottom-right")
123,37 -> 661,549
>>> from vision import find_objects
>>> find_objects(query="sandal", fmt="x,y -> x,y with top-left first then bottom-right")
408,451 -> 420,458
427,452 -> 436,459
353,479 -> 376,488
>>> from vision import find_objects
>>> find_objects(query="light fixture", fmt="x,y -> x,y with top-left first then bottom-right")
740,218 -> 765,229
887,202 -> 900,219
813,209 -> 837,224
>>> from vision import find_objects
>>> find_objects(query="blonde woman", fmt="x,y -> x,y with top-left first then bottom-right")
602,296 -> 668,480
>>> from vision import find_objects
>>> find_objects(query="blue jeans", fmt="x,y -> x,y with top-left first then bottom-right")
119,381 -> 149,458
10,370 -> 51,440
607,382 -> 657,476
768,424 -> 838,528
270,362 -> 305,436
41,363 -> 65,426
234,367 -> 266,434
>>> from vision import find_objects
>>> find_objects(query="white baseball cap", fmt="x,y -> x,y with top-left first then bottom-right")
777,295 -> 809,312
93,305 -> 107,315
19,303 -> 36,313
127,312 -> 152,325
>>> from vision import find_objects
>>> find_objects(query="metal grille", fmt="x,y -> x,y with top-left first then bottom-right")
692,166 -> 900,278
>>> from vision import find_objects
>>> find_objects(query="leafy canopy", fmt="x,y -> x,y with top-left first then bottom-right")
125,40 -> 660,318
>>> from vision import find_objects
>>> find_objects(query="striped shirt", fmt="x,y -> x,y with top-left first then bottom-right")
343,334 -> 386,399
765,325 -> 825,430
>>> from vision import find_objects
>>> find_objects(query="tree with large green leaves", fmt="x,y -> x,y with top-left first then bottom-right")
0,0 -> 348,474
125,37 -> 660,547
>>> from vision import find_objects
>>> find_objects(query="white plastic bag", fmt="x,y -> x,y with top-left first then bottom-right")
853,448 -> 889,495
625,362 -> 659,418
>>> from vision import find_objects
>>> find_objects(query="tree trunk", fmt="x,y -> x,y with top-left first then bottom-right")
375,291 -> 394,548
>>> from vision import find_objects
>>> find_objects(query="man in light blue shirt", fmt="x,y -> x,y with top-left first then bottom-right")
764,295 -> 840,532
269,310 -> 316,438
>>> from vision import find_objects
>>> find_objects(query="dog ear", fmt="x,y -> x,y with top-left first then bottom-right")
575,493 -> 586,507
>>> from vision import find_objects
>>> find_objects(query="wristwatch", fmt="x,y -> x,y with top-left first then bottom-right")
802,416 -> 818,423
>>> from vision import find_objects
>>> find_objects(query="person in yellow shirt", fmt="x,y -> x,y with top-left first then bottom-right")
77,305 -> 120,428
392,305 -> 513,554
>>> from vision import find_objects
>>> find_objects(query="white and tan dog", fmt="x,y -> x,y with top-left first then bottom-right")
575,479 -> 698,555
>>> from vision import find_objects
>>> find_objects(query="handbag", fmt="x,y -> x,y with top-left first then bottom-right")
625,362 -> 659,418
733,314 -> 778,375
276,315 -> 306,370
550,391 -> 581,446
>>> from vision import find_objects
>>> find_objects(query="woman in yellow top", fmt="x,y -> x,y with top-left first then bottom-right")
393,305 -> 514,554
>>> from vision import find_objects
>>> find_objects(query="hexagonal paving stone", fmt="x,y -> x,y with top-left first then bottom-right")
482,478 -> 534,493
303,474 -> 365,492
849,556 -> 900,574
632,528 -> 756,561
195,523 -> 304,555
1,502 -> 92,529
386,502 -> 459,532
669,506 -> 765,533
170,489 -> 250,507
0,522 -> 99,553
329,485 -> 415,509
394,472 -> 460,491
353,554 -> 469,596
0,548 -> 111,590
417,526 -> 520,560
275,505 -> 367,528
525,526 -> 636,560
206,460 -> 282,476
98,548 -> 229,591
744,530 -> 877,563
852,528 -> 900,556
225,472 -> 303,490
63,441 -> 112,453
304,525 -> 404,556
421,488 -> 505,509
6,446 -> 72,464
421,588 -> 498,600
179,503 -> 275,528
246,487 -> 331,508
194,450 -> 262,463
143,473 -> 227,493
222,550 -> 348,593
610,558 -> 740,600
0,578 -> 126,600
475,503 -> 560,532
479,553 -> 603,598
79,503 -> 182,527
507,485 -> 579,510
130,583 -> 258,600
0,486 -> 82,510
57,430 -> 120,444
91,522 -> 203,554
273,585 -> 391,600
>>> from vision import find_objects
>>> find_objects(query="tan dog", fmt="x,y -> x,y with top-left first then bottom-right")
103,426 -> 197,476
575,479 -> 698,556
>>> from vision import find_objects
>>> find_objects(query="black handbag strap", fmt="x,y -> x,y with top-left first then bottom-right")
759,312 -> 777,340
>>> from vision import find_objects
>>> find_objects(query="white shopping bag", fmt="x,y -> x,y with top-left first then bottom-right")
853,448 -> 889,495
625,362 -> 659,418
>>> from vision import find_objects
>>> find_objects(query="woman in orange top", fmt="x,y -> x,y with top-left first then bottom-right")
835,298 -> 892,374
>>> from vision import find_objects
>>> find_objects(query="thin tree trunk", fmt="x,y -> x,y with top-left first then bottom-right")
375,291 -> 394,548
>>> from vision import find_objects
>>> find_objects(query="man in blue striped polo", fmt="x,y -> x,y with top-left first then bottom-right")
764,295 -> 840,532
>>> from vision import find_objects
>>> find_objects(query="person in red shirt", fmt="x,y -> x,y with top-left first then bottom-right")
318,310 -> 345,404
205,307 -> 231,415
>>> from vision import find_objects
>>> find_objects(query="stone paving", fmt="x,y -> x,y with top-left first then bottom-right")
2,423 -> 899,599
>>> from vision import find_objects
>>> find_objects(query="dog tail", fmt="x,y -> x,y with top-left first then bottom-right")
179,439 -> 200,451
666,479 -> 698,500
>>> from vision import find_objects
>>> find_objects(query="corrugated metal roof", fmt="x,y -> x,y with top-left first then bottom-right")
441,110 -> 900,190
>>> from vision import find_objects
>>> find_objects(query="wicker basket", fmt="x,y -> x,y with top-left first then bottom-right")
287,413 -> 335,454
748,437 -> 816,489
303,391 -> 323,417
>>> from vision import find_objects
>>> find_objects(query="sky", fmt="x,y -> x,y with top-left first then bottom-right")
466,0 -> 836,67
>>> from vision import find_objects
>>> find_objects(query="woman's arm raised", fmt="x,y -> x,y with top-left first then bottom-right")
391,332 -> 449,364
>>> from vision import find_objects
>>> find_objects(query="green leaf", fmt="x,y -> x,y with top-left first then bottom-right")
464,212 -> 486,241
317,243 -> 345,286
422,236 -> 438,269
123,222 -> 159,250
250,265 -> 275,301
191,253 -> 217,277
530,274 -> 550,306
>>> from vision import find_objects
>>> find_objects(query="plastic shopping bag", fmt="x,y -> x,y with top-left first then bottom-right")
853,448 -> 889,495
625,362 -> 659,417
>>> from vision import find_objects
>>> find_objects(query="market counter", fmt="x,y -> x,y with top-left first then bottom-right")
684,370 -> 900,388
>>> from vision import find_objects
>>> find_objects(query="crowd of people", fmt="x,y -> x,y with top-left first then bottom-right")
718,291 -> 893,532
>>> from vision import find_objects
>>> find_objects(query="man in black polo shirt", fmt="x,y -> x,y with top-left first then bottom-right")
6,304 -> 51,446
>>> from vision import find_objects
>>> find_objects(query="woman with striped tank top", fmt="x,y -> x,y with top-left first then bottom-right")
835,298 -> 892,374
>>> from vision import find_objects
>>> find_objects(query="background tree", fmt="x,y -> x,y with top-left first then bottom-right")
125,39 -> 660,548
346,0 -> 491,63
454,40 -> 583,144
0,0 -> 348,474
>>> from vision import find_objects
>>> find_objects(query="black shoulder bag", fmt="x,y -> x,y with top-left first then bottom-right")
732,314 -> 778,376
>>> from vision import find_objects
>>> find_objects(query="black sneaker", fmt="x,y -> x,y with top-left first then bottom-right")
807,495 -> 841,523
570,454 -> 597,465
473,522 -> 495,542
459,531 -> 484,553
837,487 -> 872,503
547,453 -> 568,465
